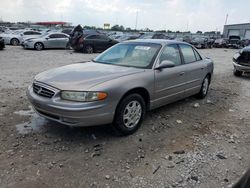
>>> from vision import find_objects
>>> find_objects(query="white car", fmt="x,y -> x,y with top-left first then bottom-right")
0,30 -> 42,45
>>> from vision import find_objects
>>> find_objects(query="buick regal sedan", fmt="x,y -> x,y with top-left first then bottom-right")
27,40 -> 214,135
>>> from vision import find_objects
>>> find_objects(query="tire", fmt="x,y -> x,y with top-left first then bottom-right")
113,94 -> 146,136
10,38 -> 19,46
197,75 -> 210,99
234,68 -> 243,77
34,42 -> 44,51
84,45 -> 94,53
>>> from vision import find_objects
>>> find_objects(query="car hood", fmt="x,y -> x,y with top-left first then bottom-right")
35,62 -> 145,90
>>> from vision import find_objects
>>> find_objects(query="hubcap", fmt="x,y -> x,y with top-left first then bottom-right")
202,78 -> 209,95
12,39 -> 18,45
36,43 -> 43,50
86,46 -> 93,53
123,100 -> 142,129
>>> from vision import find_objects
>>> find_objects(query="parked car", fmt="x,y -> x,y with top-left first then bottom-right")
139,33 -> 168,39
0,30 -> 42,45
174,36 -> 192,43
190,37 -> 213,49
23,33 -> 69,50
232,46 -> 250,76
213,38 -> 228,48
115,35 -> 139,42
27,40 -> 214,135
0,37 -> 5,50
61,28 -> 73,35
70,34 -> 118,53
227,36 -> 242,49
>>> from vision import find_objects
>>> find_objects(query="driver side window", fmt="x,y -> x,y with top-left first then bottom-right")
159,44 -> 182,66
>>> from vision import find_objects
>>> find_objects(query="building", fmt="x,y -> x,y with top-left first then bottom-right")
223,23 -> 250,39
36,21 -> 71,27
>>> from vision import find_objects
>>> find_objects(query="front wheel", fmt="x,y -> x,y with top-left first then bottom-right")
113,94 -> 146,136
197,75 -> 210,99
11,38 -> 19,46
234,69 -> 243,77
84,45 -> 94,53
34,42 -> 44,51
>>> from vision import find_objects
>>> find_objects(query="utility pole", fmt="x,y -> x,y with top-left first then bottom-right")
135,10 -> 138,30
225,14 -> 228,25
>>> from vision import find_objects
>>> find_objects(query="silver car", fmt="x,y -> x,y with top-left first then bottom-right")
27,40 -> 214,135
0,30 -> 42,45
23,33 -> 69,50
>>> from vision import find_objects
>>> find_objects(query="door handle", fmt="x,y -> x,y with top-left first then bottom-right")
201,67 -> 205,70
179,72 -> 185,76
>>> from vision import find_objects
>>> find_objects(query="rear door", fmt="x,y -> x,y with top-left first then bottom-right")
55,34 -> 69,48
178,44 -> 206,96
154,44 -> 187,107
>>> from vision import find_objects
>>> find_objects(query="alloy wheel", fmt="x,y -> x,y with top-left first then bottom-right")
123,100 -> 142,129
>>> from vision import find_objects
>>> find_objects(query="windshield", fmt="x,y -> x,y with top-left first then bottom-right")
94,43 -> 161,68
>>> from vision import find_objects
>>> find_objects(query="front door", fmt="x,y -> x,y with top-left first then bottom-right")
153,44 -> 187,108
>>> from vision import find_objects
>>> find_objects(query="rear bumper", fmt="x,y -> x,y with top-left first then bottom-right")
26,85 -> 114,127
233,62 -> 250,72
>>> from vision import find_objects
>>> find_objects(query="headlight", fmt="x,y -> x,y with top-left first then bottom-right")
61,91 -> 107,102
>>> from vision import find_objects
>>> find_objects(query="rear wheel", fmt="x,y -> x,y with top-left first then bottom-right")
34,42 -> 44,51
234,68 -> 243,77
113,94 -> 146,136
11,38 -> 19,46
85,45 -> 94,53
197,75 -> 210,99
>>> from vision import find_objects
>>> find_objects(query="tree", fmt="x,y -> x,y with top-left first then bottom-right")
196,31 -> 203,34
111,25 -> 125,31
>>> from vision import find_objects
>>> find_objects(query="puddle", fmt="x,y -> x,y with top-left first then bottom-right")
14,106 -> 48,134
14,106 -> 34,116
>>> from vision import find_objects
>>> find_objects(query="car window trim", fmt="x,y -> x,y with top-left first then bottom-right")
193,48 -> 203,61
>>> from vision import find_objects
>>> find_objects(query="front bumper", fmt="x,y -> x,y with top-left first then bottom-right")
233,62 -> 250,72
26,83 -> 114,127
23,42 -> 34,49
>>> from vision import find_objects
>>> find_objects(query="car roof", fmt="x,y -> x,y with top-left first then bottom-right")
123,39 -> 190,46
47,32 -> 69,36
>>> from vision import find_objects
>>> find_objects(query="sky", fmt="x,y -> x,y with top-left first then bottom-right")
0,0 -> 249,32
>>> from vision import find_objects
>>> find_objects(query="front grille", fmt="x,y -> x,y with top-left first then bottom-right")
33,83 -> 55,98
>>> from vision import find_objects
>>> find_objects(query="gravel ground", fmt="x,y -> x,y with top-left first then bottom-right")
0,46 -> 249,188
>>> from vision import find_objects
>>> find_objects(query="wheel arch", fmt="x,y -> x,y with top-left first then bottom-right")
34,42 -> 44,49
10,38 -> 20,45
116,87 -> 150,112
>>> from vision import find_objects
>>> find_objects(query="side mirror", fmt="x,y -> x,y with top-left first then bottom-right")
45,37 -> 49,40
155,60 -> 175,70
